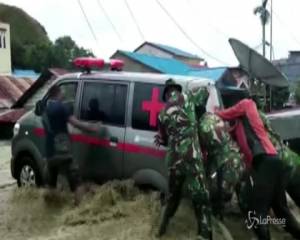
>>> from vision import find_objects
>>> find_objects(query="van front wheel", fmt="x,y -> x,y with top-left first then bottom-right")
16,156 -> 41,187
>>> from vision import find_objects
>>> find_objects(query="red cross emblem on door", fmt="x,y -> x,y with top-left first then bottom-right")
142,87 -> 165,127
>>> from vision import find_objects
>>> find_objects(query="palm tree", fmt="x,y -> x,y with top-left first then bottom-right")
254,0 -> 270,57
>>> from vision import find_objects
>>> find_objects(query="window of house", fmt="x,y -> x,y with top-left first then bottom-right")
80,82 -> 127,126
132,82 -> 165,131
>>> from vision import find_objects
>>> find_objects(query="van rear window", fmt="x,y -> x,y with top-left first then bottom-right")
132,83 -> 164,131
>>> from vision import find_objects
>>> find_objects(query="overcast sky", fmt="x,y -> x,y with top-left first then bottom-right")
1,0 -> 300,67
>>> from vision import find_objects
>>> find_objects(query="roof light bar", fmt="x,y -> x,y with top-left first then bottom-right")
73,57 -> 124,72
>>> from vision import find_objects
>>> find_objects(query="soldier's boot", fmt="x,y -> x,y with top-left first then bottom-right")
194,204 -> 212,240
157,205 -> 171,237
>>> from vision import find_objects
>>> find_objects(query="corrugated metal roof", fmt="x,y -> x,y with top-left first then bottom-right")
148,42 -> 201,59
0,76 -> 33,109
0,108 -> 26,123
187,67 -> 227,81
13,69 -> 40,80
121,50 -> 192,75
120,50 -> 226,80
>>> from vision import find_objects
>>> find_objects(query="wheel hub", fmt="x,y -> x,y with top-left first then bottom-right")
20,165 -> 35,187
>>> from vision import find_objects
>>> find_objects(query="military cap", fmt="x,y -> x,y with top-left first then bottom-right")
163,78 -> 182,102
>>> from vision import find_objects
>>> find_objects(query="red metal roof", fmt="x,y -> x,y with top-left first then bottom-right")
0,108 -> 27,123
0,76 -> 33,109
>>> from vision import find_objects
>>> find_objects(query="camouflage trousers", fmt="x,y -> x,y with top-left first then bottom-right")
164,159 -> 212,239
206,146 -> 243,217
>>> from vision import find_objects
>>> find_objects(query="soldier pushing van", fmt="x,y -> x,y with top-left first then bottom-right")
155,79 -> 212,240
215,97 -> 300,240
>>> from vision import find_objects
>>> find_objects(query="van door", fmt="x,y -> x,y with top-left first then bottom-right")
123,82 -> 167,180
71,80 -> 128,182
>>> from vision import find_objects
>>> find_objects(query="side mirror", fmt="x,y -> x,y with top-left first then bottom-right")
35,100 -> 44,116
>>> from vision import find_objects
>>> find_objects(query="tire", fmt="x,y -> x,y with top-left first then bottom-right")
16,155 -> 42,187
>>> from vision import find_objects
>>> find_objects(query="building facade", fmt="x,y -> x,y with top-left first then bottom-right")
0,22 -> 11,75
273,51 -> 300,85
135,42 -> 205,66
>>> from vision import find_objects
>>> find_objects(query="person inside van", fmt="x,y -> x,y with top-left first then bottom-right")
155,79 -> 212,240
87,98 -> 107,122
215,97 -> 300,240
43,85 -> 100,205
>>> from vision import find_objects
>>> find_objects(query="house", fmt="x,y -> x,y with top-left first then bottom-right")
111,50 -> 248,87
12,69 -> 40,81
0,68 -> 68,139
0,22 -> 11,75
273,51 -> 300,85
134,42 -> 205,65
0,75 -> 33,138
111,50 -> 196,75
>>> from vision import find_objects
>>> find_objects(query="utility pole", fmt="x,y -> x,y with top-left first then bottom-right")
270,0 -> 273,61
262,0 -> 268,57
269,0 -> 273,111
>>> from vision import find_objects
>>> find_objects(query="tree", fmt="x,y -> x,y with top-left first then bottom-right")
51,36 -> 94,69
13,36 -> 95,72
270,86 -> 290,110
254,0 -> 270,57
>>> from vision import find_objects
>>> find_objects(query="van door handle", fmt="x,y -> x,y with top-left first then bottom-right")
109,136 -> 118,147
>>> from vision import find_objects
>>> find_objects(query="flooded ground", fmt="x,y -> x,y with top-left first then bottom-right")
0,141 -> 296,240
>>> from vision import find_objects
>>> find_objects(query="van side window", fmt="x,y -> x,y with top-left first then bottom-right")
80,82 -> 127,126
132,83 -> 165,131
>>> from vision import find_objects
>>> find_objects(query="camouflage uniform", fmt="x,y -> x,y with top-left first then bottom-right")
259,111 -> 300,208
198,113 -> 244,217
158,86 -> 212,239
259,111 -> 300,169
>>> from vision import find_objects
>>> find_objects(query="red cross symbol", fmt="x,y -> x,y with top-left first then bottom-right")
142,87 -> 165,127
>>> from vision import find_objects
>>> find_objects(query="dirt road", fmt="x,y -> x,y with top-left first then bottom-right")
0,141 -> 295,240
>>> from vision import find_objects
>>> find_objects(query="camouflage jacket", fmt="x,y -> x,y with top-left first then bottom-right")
259,111 -> 300,168
158,89 -> 204,170
198,113 -> 243,185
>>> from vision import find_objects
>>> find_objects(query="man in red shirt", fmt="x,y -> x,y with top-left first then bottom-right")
215,98 -> 300,240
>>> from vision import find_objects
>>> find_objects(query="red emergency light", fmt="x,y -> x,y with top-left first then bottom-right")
73,57 -> 124,72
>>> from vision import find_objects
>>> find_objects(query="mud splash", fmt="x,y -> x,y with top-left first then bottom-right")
0,180 -> 294,240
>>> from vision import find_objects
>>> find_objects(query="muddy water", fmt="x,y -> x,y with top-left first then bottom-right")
0,180 -> 295,240
0,141 -> 295,240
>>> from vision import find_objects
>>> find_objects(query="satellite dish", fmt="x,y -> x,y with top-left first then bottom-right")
229,38 -> 289,87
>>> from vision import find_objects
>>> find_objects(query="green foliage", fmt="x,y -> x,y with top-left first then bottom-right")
0,3 -> 94,72
271,86 -> 290,110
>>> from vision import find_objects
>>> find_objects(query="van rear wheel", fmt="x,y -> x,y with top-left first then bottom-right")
17,156 -> 42,187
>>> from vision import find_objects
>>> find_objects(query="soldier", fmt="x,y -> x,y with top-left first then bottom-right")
196,106 -> 244,220
259,110 -> 300,208
155,79 -> 212,240
215,98 -> 300,240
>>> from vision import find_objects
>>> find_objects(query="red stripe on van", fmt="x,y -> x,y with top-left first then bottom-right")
33,128 -> 166,158
119,143 -> 165,158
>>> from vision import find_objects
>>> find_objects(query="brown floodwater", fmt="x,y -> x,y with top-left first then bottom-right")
0,180 -> 295,240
